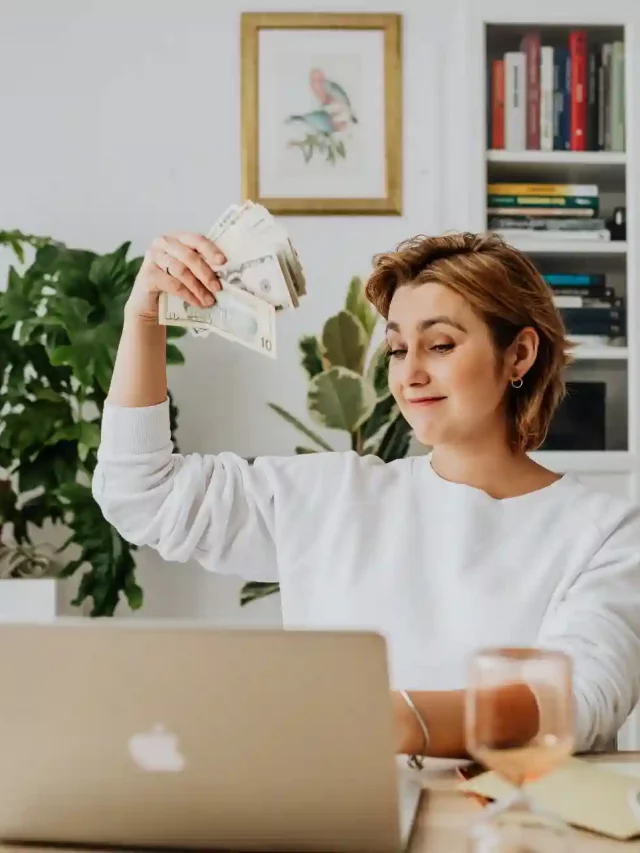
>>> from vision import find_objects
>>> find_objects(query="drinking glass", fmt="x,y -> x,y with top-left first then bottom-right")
465,647 -> 574,852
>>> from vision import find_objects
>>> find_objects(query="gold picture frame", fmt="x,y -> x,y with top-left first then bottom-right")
241,13 -> 402,215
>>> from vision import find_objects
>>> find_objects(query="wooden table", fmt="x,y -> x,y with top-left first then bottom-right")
0,753 -> 638,853
409,752 -> 640,851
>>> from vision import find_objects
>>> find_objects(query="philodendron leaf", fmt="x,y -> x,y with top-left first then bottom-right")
307,367 -> 377,433
345,275 -> 377,340
322,310 -> 367,373
268,403 -> 334,451
375,413 -> 413,462
299,334 -> 324,378
362,394 -> 398,447
366,340 -> 391,398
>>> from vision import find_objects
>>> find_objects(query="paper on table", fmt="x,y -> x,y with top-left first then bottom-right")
459,757 -> 640,840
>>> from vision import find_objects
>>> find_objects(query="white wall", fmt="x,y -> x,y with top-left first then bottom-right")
1,0 -> 466,623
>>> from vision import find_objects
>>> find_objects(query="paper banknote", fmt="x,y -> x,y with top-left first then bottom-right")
159,283 -> 276,359
208,201 -> 306,308
158,201 -> 305,358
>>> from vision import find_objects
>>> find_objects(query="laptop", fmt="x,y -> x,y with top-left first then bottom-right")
0,620 -> 423,852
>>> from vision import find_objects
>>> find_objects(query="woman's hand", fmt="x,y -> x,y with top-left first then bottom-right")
125,232 -> 226,323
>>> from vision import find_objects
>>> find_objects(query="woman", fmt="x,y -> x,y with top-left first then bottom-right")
93,229 -> 640,761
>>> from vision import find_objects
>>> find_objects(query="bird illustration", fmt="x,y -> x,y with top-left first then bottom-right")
309,68 -> 358,123
285,109 -> 344,136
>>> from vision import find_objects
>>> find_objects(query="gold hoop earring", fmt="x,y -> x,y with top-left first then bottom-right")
511,377 -> 523,389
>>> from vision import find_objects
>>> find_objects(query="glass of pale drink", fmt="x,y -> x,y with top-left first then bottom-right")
465,647 -> 574,852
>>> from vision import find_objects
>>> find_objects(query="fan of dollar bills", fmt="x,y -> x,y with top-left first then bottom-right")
158,201 -> 306,360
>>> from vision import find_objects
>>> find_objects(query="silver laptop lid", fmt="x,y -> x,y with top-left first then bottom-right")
0,620 -> 407,852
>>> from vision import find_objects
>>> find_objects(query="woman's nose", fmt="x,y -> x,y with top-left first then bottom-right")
402,350 -> 429,386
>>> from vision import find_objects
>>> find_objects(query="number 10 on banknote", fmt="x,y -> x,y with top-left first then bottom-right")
159,284 -> 277,359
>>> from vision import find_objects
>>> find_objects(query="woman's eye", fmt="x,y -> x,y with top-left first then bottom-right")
388,348 -> 407,359
431,343 -> 454,353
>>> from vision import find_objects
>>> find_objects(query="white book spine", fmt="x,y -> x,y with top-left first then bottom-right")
554,296 -> 584,308
540,47 -> 554,151
611,41 -> 625,151
505,52 -> 526,151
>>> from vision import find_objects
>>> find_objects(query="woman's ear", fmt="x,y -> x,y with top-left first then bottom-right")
508,327 -> 539,379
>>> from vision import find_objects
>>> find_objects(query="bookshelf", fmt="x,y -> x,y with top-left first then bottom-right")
450,1 -> 640,748
452,8 -> 637,462
481,18 -> 630,461
572,345 -> 628,360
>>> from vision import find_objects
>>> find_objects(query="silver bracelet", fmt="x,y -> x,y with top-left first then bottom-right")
399,690 -> 430,770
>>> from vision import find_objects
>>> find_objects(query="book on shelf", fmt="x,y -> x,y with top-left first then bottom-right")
570,334 -> 626,348
487,182 -> 609,239
543,273 -> 627,345
494,228 -> 610,241
489,31 -> 625,152
504,52 -> 526,150
488,195 -> 598,210
490,217 -> 607,231
488,183 -> 598,196
553,293 -> 612,307
543,273 -> 606,290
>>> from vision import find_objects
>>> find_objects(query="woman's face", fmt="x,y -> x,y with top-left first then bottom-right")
386,281 -> 521,448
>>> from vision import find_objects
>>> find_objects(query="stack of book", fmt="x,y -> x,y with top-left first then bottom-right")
488,182 -> 610,241
544,273 -> 626,346
489,31 -> 625,151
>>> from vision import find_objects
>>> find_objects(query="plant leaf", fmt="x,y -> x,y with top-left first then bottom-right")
299,335 -> 324,378
366,340 -> 391,398
57,557 -> 85,579
345,276 -> 377,341
375,413 -> 413,462
125,580 -> 144,610
89,242 -> 132,293
268,403 -> 333,451
240,581 -> 281,606
321,311 -> 367,373
361,394 -> 398,446
78,421 -> 101,450
307,367 -> 377,433
166,343 -> 185,365
166,325 -> 187,339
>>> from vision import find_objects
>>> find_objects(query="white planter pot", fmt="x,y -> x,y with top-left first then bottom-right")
0,578 -> 59,622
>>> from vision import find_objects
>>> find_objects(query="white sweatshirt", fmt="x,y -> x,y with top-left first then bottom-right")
93,399 -> 640,752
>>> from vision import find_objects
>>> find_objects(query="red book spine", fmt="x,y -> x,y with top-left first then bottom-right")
491,59 -> 505,149
570,30 -> 587,150
520,32 -> 540,149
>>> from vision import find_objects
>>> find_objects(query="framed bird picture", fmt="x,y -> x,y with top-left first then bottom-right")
241,13 -> 402,215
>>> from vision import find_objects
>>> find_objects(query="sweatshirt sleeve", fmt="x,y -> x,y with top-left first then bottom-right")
91,399 -> 279,581
538,502 -> 640,753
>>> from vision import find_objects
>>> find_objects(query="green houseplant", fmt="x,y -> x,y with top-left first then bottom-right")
241,276 -> 413,606
0,230 -> 185,615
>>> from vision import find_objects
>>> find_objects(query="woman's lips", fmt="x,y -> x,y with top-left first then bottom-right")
405,396 -> 446,407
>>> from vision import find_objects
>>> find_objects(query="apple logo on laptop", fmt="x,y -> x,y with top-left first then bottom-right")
127,723 -> 186,772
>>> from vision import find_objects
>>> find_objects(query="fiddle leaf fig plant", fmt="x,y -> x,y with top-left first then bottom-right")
240,276 -> 412,606
0,230 -> 184,615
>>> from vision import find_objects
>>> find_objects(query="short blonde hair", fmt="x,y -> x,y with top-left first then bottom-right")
365,231 -> 572,452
